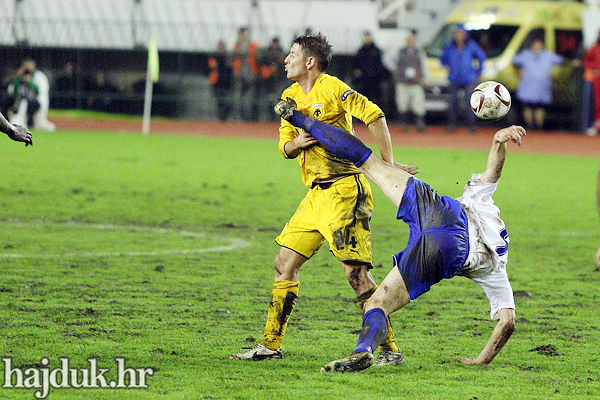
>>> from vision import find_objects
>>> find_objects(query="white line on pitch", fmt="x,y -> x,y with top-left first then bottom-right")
0,222 -> 250,258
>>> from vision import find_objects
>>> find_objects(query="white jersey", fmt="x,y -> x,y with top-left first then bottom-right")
456,173 -> 515,320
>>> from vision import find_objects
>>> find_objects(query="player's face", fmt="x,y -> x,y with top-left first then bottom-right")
284,43 -> 308,81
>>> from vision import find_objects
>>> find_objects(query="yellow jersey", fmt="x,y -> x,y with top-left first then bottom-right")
278,73 -> 384,188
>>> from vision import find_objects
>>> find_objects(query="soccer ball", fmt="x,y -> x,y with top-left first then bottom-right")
470,81 -> 511,120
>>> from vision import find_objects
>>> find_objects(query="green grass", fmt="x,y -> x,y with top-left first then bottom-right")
1,128 -> 599,399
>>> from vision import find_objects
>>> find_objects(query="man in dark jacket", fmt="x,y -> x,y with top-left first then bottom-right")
352,31 -> 389,107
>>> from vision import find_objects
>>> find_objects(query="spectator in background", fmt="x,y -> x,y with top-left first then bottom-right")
208,40 -> 234,121
512,38 -> 563,131
131,73 -> 175,117
1,67 -> 40,129
53,62 -> 78,109
583,32 -> 600,136
20,59 -> 55,131
84,70 -> 119,112
394,30 -> 428,132
352,31 -> 389,106
257,37 -> 286,121
233,27 -> 259,121
440,25 -> 487,132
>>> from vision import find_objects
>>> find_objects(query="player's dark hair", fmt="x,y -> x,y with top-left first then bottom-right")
293,32 -> 332,72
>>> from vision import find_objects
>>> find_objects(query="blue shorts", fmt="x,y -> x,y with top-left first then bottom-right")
393,177 -> 469,300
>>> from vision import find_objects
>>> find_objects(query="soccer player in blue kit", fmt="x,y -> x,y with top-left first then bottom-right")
274,98 -> 522,372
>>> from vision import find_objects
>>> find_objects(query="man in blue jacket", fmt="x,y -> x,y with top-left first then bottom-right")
440,25 -> 487,132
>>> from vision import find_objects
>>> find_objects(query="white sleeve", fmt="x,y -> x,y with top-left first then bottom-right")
461,173 -> 499,205
468,271 -> 515,320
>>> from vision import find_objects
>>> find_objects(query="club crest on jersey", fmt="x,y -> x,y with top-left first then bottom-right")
313,103 -> 323,118
341,90 -> 355,101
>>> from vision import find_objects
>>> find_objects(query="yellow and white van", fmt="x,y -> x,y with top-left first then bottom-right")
425,0 -> 586,125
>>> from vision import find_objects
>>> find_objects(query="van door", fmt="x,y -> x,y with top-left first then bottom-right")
552,28 -> 584,105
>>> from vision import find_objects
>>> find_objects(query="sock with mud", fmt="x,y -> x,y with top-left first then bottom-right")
260,280 -> 300,350
354,307 -> 388,354
358,286 -> 400,353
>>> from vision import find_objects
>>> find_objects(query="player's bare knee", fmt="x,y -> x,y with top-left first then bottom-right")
499,308 -> 516,331
274,251 -> 302,281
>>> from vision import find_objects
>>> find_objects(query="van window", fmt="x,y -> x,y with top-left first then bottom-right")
426,24 -> 519,59
555,29 -> 583,59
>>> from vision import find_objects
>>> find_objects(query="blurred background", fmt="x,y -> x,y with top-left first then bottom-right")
0,0 -> 599,132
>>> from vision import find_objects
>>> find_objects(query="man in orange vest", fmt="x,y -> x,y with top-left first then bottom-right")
257,37 -> 286,121
233,27 -> 259,121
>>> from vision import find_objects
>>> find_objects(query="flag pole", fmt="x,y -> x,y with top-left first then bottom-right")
142,69 -> 153,135
142,35 -> 159,135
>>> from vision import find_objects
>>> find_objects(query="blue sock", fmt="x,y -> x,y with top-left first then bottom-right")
355,308 -> 388,354
288,110 -> 372,167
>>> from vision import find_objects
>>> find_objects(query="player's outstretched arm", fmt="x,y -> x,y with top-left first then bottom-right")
480,126 -> 525,183
457,308 -> 515,365
366,117 -> 394,164
0,112 -> 33,146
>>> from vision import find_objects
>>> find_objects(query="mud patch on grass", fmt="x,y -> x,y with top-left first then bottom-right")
513,290 -> 532,298
218,223 -> 249,230
529,344 -> 560,356
81,307 -> 100,317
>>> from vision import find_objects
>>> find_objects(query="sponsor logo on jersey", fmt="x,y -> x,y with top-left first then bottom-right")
341,90 -> 355,101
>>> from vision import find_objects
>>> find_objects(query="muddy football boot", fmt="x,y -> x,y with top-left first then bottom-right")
320,352 -> 374,373
228,344 -> 283,361
274,97 -> 297,120
373,350 -> 404,366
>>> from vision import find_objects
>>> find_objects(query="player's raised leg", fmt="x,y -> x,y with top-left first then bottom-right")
275,98 -> 373,166
275,98 -> 411,207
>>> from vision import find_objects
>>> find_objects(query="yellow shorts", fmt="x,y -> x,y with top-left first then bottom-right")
276,174 -> 373,264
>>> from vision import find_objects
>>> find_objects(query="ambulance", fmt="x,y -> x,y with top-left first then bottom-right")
424,0 -> 586,125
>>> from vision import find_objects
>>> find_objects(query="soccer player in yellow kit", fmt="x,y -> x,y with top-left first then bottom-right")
230,33 -> 407,365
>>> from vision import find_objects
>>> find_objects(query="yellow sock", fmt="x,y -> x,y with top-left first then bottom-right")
260,280 -> 299,351
357,285 -> 400,353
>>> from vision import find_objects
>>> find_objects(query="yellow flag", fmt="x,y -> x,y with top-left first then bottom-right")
147,35 -> 159,83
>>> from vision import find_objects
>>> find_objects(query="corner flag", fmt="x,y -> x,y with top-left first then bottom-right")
148,35 -> 159,83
